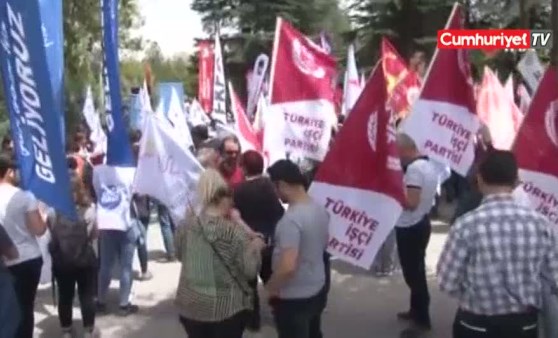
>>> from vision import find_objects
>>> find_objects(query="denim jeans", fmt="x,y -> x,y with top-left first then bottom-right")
9,257 -> 43,338
0,269 -> 20,338
157,203 -> 175,257
271,287 -> 327,338
97,229 -> 136,306
136,217 -> 150,273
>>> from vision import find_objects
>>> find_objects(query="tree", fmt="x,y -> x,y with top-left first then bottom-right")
190,0 -> 351,102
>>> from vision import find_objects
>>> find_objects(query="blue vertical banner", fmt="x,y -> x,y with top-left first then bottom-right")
38,0 -> 64,146
0,0 -> 76,219
157,82 -> 185,116
101,0 -> 134,166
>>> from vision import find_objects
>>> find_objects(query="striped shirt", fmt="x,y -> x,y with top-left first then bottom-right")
175,214 -> 260,322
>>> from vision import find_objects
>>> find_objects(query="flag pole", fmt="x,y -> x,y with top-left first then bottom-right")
552,0 -> 558,67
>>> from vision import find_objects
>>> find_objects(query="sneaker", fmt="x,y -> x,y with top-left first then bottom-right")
118,303 -> 139,317
138,271 -> 153,282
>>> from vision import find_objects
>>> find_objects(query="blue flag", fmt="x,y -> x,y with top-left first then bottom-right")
39,0 -> 64,147
0,0 -> 76,219
101,0 -> 134,166
157,82 -> 185,116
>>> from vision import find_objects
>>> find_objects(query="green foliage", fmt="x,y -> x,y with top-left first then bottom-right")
63,0 -> 143,135
120,41 -> 197,103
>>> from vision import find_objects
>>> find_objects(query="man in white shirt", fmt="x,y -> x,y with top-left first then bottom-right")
394,134 -> 439,335
0,155 -> 47,338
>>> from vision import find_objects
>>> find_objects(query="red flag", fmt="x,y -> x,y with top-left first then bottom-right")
400,3 -> 480,176
309,65 -> 405,268
387,70 -> 421,120
198,40 -> 214,113
265,18 -> 337,163
228,82 -> 262,153
514,67 -> 558,226
381,38 -> 409,96
477,67 -> 523,150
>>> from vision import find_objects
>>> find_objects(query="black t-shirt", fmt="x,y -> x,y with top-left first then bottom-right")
233,177 -> 285,238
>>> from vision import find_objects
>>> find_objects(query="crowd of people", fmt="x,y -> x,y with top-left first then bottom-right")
0,103 -> 557,338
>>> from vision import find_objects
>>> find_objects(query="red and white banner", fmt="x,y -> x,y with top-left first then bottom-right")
266,18 -> 337,163
342,44 -> 362,116
477,67 -> 523,150
309,65 -> 405,268
197,40 -> 214,114
400,3 -> 480,177
514,67 -> 558,227
228,82 -> 262,153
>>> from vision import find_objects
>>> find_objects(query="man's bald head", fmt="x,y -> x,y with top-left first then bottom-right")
396,133 -> 420,164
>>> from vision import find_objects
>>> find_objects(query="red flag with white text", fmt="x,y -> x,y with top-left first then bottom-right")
477,67 -> 524,150
309,65 -> 405,268
265,18 -> 337,164
400,3 -> 480,176
513,67 -> 558,227
198,41 -> 214,113
228,82 -> 262,153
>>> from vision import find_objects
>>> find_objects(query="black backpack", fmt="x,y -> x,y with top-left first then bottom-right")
48,208 -> 96,269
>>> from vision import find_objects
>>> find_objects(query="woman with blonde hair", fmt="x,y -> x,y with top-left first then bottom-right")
175,169 -> 266,338
48,176 -> 98,338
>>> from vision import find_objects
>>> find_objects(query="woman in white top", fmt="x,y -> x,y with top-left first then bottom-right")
0,156 -> 47,338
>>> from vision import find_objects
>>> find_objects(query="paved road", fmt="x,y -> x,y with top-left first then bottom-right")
34,220 -> 457,338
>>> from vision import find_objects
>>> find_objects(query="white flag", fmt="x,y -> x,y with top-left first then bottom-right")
246,54 -> 270,119
342,44 -> 362,116
133,114 -> 203,223
82,86 -> 107,154
188,99 -> 211,127
517,50 -> 544,93
167,87 -> 194,149
212,33 -> 229,124
137,80 -> 153,126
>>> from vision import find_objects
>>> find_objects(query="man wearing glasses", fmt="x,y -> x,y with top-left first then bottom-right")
218,135 -> 245,187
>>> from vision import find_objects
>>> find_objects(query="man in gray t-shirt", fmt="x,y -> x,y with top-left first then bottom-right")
266,160 -> 330,338
272,202 -> 329,298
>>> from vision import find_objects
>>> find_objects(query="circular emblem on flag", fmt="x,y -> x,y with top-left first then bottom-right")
292,38 -> 325,79
544,100 -> 558,148
99,185 -> 122,210
367,111 -> 378,152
